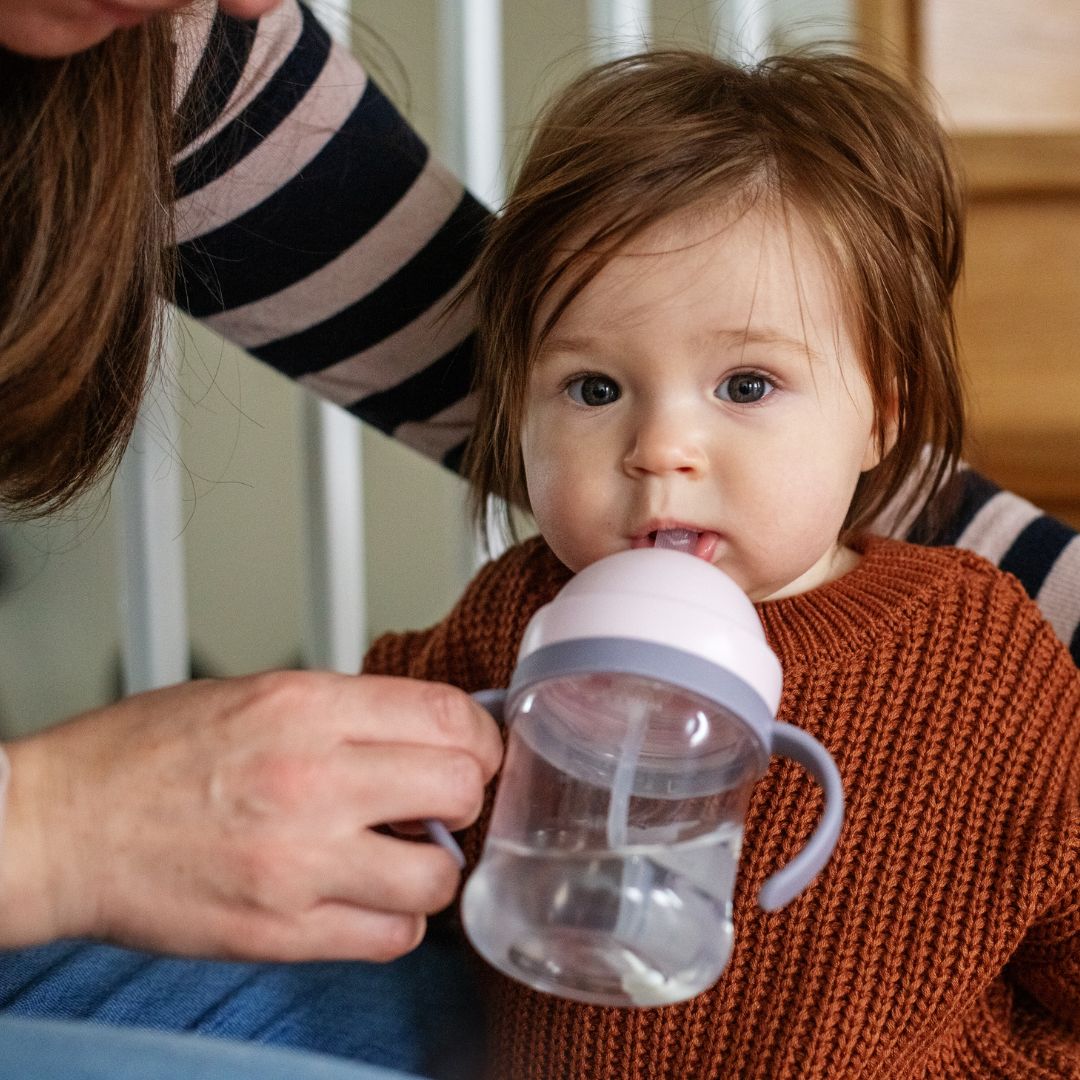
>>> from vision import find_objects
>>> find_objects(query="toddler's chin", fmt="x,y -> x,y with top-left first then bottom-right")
546,540 -> 609,575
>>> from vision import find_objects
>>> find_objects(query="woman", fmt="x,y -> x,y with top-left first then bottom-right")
2,0 -> 498,1075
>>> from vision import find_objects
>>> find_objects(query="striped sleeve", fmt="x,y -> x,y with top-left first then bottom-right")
170,0 -> 488,472
879,467 -> 1080,666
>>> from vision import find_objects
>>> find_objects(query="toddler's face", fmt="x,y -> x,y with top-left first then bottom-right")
520,201 -> 885,602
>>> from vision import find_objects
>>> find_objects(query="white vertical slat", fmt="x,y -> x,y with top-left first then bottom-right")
729,0 -> 773,61
439,0 -> 506,210
299,0 -> 365,674
300,396 -> 364,674
589,0 -> 652,58
439,0 -> 507,566
116,313 -> 190,694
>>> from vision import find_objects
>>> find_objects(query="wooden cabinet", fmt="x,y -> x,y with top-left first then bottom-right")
857,0 -> 1080,528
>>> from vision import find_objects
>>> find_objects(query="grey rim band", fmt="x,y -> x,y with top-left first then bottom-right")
508,638 -> 776,757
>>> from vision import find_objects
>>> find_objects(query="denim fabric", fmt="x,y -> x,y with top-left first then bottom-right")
0,930 -> 483,1080
0,1015 -> 421,1080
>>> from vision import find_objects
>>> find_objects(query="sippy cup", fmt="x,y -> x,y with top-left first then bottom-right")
459,545 -> 843,1008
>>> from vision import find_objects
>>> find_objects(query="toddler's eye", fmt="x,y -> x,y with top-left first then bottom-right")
567,374 -> 620,406
716,372 -> 773,404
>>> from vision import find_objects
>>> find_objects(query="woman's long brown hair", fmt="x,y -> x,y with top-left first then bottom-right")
0,22 -> 175,516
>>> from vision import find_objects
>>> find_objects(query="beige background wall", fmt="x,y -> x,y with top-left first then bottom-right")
0,0 -> 851,736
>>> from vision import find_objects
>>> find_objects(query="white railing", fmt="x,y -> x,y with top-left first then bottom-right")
590,0 -> 652,57
296,0 -> 365,676
440,0 -> 506,210
116,318 -> 190,694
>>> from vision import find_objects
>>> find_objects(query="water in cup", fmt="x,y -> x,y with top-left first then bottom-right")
462,824 -> 742,1007
462,671 -> 759,1007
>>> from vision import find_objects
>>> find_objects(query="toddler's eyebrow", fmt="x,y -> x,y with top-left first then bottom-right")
538,334 -> 600,357
539,328 -> 826,363
702,327 -> 826,364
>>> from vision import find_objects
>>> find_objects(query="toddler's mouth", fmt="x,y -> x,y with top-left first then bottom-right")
634,528 -> 721,562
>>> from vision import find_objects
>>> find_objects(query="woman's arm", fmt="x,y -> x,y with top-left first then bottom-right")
171,0 -> 488,472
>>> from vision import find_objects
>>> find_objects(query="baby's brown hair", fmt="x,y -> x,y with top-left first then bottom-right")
464,49 -> 965,543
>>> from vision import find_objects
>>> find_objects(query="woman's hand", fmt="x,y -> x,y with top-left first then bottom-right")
0,672 -> 501,962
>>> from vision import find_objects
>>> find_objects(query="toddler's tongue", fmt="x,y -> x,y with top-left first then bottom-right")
654,528 -> 697,553
653,528 -> 720,562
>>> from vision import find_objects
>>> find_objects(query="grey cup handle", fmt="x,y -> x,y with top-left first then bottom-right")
471,688 -> 507,723
422,689 -> 507,867
757,723 -> 844,912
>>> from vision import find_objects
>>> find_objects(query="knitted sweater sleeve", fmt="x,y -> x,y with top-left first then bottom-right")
362,538 -> 568,693
966,580 -> 1080,1049
1009,751 -> 1080,1031
171,0 -> 488,472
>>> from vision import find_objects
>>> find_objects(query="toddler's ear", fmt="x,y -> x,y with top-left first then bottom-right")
861,386 -> 899,472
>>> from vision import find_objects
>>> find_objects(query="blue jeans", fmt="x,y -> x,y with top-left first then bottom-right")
0,930 -> 482,1080
0,1015 -> 420,1079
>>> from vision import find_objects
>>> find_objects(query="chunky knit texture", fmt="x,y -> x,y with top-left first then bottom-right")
364,536 -> 1080,1079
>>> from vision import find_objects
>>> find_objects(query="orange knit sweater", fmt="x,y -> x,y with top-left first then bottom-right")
364,536 -> 1080,1079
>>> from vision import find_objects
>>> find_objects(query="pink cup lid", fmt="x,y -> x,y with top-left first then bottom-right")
517,548 -> 782,715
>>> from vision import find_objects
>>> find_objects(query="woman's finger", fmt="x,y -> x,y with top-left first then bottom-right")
330,742 -> 489,832
315,829 -> 464,917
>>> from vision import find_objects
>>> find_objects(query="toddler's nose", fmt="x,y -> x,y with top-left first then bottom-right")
622,409 -> 708,477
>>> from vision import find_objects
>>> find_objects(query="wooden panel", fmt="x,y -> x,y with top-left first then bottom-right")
959,134 -> 1080,196
853,2 -> 1080,526
924,0 -> 1080,132
958,197 -> 1080,526
852,0 -> 918,78
959,199 -> 1080,432
965,430 -> 1080,532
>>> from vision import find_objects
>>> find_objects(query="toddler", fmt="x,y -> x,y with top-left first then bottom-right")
364,49 -> 1080,1079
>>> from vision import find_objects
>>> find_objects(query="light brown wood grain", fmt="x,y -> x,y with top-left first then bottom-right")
958,198 -> 1080,526
958,200 -> 1080,429
959,134 -> 1080,196
924,0 -> 1080,132
857,1 -> 1080,526
852,0 -> 919,78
